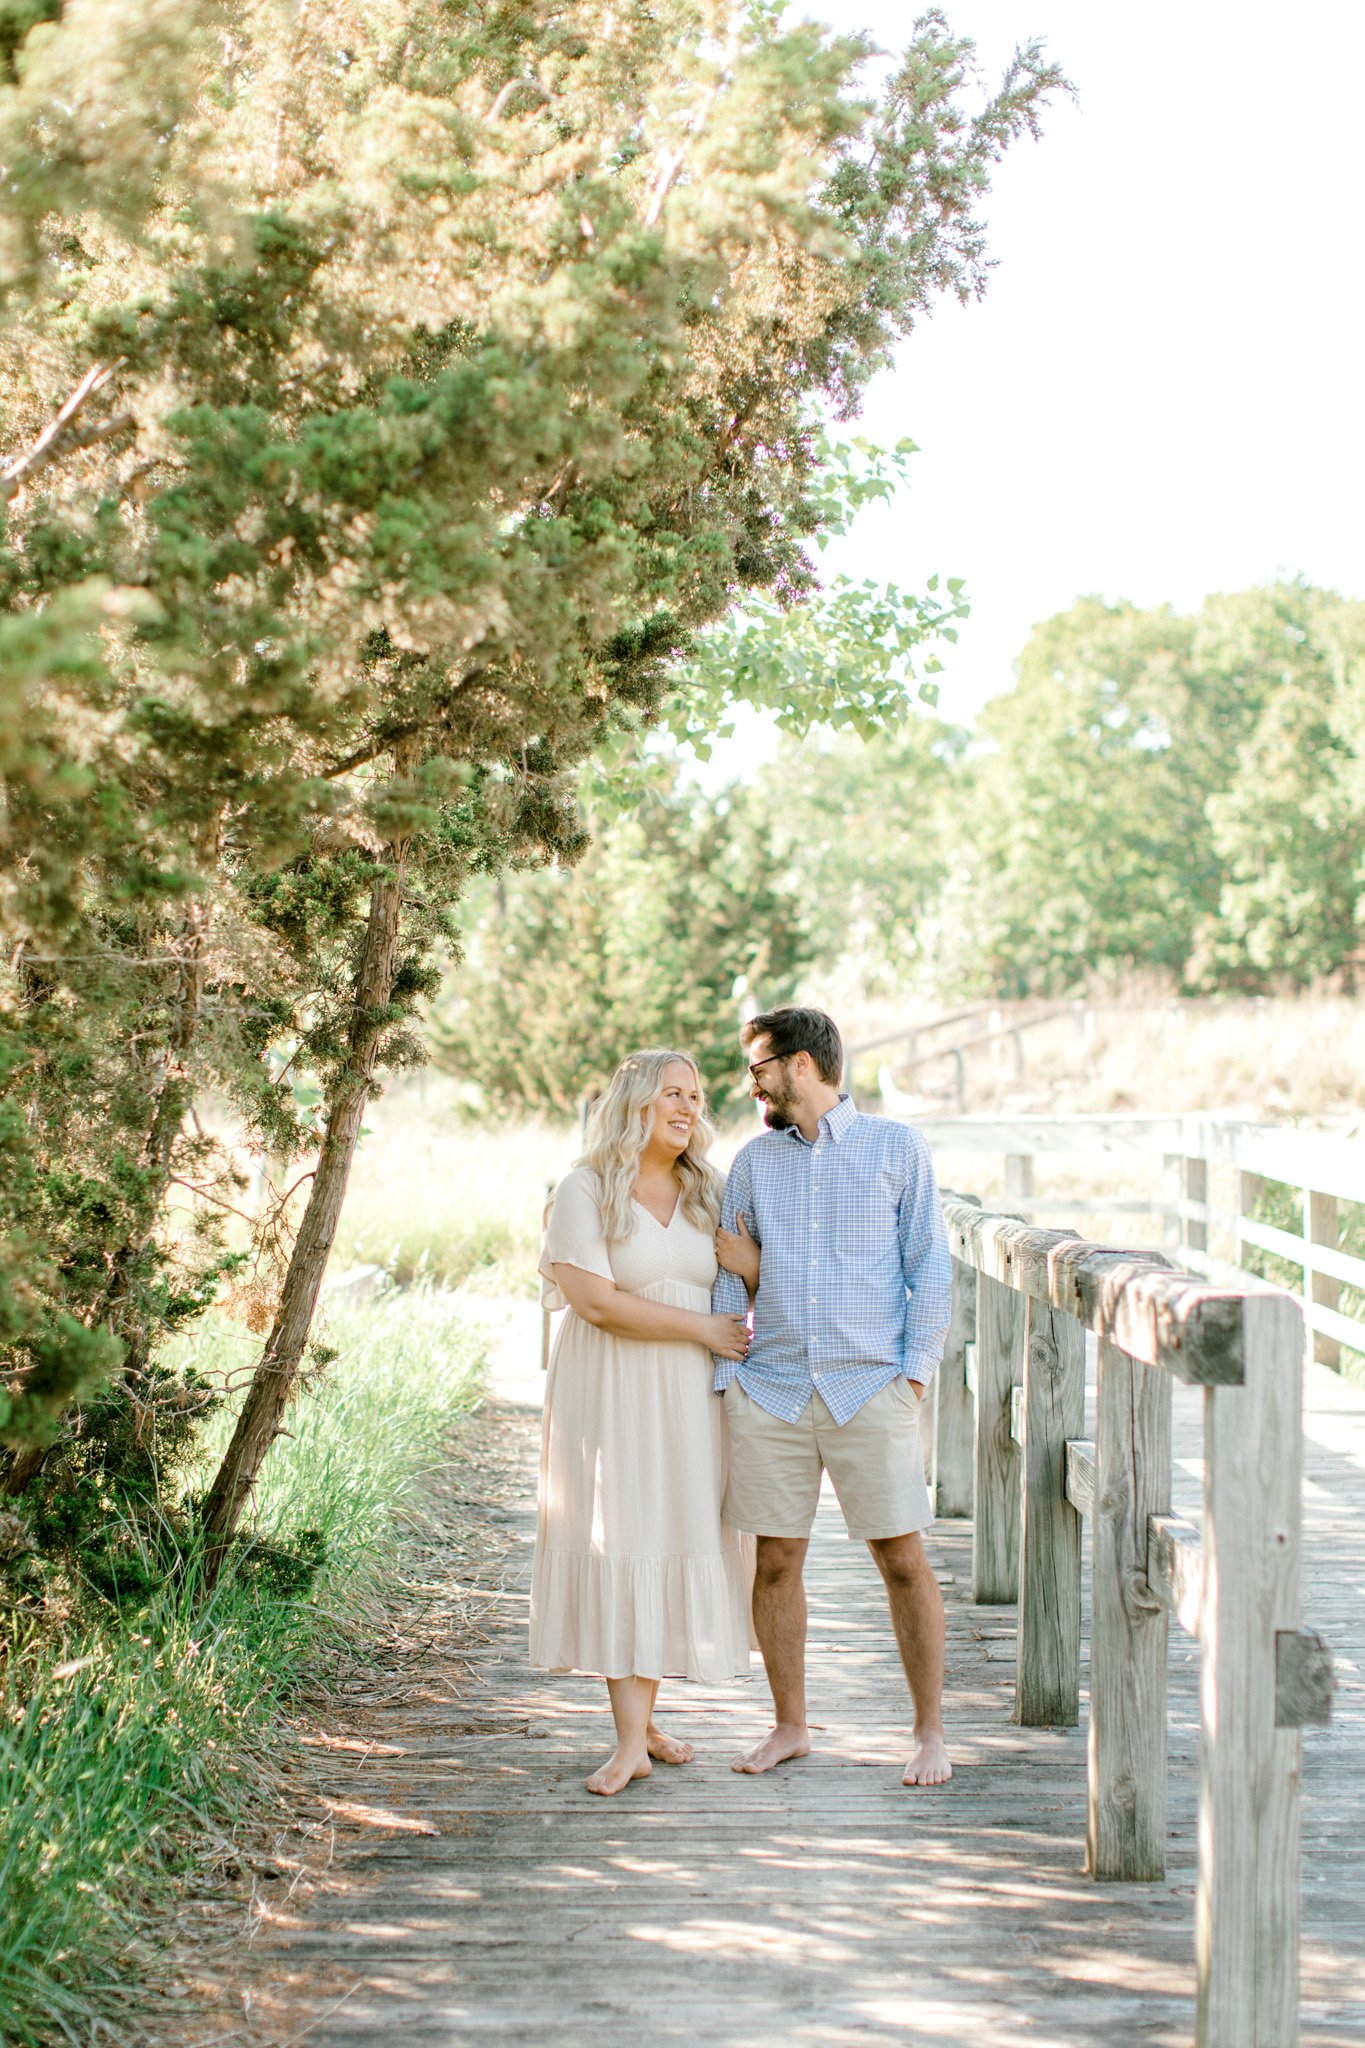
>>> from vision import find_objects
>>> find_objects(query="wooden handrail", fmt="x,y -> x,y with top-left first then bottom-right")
904,1113 -> 1365,1367
931,1189 -> 1335,2048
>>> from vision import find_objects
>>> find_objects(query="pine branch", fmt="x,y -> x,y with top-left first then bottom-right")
1,360 -> 134,504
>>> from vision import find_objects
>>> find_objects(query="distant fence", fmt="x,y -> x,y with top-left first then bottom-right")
930,1195 -> 1334,2048
908,1113 -> 1365,1368
844,1001 -> 1081,1112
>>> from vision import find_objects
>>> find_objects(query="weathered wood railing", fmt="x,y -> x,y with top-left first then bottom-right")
931,1196 -> 1335,2048
910,1115 -> 1365,1369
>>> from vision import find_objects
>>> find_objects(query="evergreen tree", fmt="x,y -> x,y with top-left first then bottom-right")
0,2 -> 1067,1551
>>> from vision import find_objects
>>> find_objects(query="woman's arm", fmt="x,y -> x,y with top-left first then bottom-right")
714,1212 -> 760,1304
551,1264 -> 750,1359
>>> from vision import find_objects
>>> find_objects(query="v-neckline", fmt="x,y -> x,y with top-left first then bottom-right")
632,1193 -> 680,1230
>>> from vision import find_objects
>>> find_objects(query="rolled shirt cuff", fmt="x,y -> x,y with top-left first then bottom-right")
904,1353 -> 943,1388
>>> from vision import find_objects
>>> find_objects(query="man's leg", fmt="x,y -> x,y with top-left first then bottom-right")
732,1535 -> 813,1773
867,1531 -> 952,1786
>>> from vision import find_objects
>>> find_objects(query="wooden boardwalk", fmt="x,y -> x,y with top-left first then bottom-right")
259,1346 -> 1365,2048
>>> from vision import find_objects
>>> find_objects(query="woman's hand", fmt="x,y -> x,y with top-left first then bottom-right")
715,1212 -> 760,1292
704,1312 -> 751,1361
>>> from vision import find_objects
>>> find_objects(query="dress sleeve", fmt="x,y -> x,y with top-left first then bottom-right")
539,1168 -> 615,1310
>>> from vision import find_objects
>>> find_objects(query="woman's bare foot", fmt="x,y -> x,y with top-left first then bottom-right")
586,1747 -> 652,1796
646,1722 -> 694,1765
731,1721 -> 811,1774
902,1731 -> 952,1786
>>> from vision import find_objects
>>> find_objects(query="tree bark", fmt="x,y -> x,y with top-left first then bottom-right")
198,821 -> 413,1578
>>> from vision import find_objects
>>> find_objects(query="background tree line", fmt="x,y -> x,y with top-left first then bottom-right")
0,1 -> 1061,1595
438,579 -> 1365,1112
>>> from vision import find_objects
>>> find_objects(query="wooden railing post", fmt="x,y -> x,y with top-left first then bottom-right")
1087,1336 -> 1172,1879
1181,1154 -> 1208,1255
972,1268 -> 1023,1602
1196,1292 -> 1303,2048
933,1257 -> 976,1517
1236,1168 -> 1265,1270
1307,1189 -> 1340,1371
1015,1299 -> 1085,1725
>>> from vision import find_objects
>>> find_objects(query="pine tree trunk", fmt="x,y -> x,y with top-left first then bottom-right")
198,830 -> 412,1578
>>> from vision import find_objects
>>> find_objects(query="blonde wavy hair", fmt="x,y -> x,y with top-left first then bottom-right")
579,1048 -> 723,1242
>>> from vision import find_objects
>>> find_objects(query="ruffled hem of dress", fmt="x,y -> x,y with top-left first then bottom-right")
529,1546 -> 754,1683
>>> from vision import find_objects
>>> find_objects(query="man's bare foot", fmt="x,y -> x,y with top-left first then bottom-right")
646,1722 -> 694,1765
586,1748 -> 652,1796
902,1731 -> 952,1786
731,1722 -> 812,1774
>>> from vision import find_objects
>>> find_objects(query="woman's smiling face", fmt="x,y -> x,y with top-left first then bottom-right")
648,1060 -> 702,1155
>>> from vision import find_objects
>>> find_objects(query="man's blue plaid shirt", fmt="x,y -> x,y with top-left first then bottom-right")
711,1093 -> 951,1425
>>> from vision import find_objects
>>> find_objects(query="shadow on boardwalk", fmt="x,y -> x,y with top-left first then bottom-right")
206,1361 -> 1365,2048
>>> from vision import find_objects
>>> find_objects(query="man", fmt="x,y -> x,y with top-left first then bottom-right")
712,1006 -> 954,1786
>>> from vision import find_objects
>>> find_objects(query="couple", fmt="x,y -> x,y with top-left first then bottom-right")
530,1006 -> 954,1797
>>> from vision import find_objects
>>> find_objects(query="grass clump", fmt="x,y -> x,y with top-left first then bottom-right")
0,1284 -> 488,2047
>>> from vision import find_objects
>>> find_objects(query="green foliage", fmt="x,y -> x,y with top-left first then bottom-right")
0,1287 -> 488,2047
961,584 -> 1365,997
0,0 -> 1064,1479
434,767 -> 812,1111
744,718 -> 966,992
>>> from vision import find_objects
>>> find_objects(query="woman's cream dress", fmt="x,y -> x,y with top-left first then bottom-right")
530,1166 -> 753,1682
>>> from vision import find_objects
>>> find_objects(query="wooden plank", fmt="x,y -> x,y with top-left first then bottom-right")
1186,1117 -> 1365,1206
1148,1513 -> 1203,1638
973,1269 -> 1023,1604
1087,1337 -> 1172,1881
1010,1383 -> 1024,1445
217,1286 -> 1365,2048
1015,1301 -> 1085,1727
995,1196 -> 1173,1219
933,1257 -> 977,1517
1308,1297 -> 1365,1355
915,1113 -> 1186,1156
1064,1438 -> 1095,1519
1196,1291 -> 1304,2048
1234,1212 -> 1365,1294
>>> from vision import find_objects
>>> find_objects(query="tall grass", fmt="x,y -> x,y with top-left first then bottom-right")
333,1083 -> 572,1293
0,1285 -> 488,2047
842,993 -> 1365,1124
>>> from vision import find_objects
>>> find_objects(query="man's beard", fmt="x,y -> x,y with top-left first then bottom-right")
760,1096 -> 795,1130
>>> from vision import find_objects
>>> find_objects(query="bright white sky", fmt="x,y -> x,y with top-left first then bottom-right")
716,0 -> 1365,769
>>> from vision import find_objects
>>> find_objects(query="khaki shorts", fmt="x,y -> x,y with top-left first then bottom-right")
722,1375 -> 933,1542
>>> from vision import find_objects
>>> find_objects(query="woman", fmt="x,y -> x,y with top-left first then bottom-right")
531,1048 -> 754,1796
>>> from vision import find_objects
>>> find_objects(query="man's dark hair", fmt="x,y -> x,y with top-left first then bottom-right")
741,1006 -> 843,1087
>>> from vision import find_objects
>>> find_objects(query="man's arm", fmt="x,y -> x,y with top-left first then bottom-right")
711,1147 -> 757,1323
898,1130 -> 952,1389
